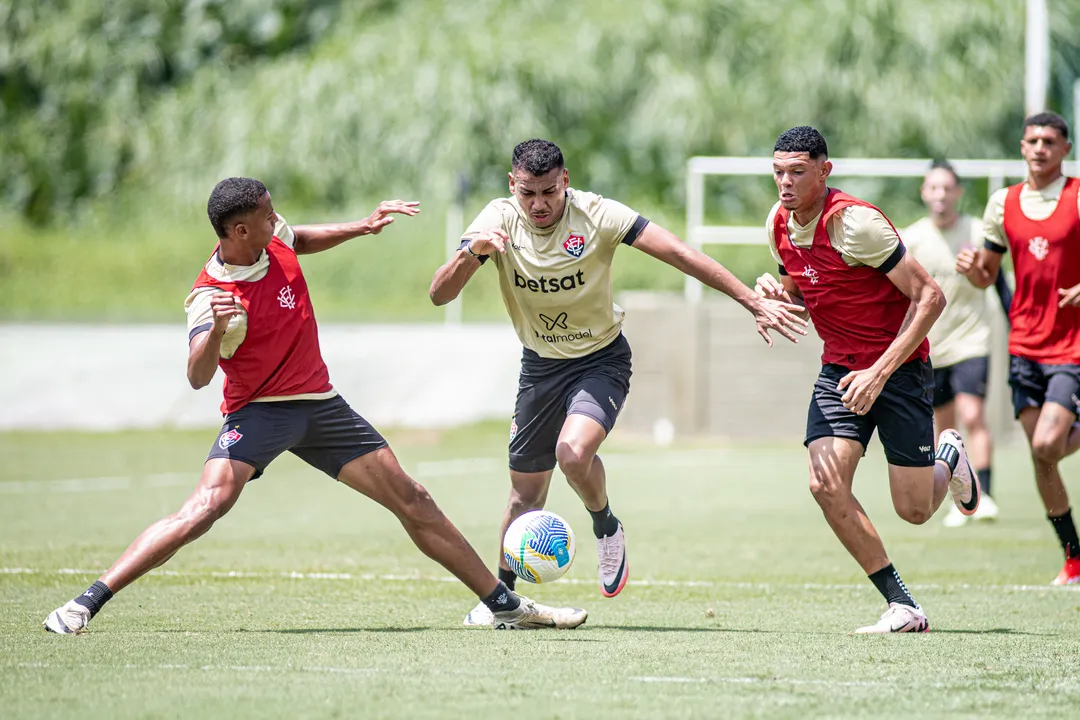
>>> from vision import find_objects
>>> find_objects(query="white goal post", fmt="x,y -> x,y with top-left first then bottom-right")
684,156 -> 1080,302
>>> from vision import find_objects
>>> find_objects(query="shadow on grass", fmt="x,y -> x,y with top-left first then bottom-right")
254,627 -> 433,634
930,628 -> 1053,636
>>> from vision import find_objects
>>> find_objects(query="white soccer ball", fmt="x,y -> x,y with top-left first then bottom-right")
502,510 -> 577,584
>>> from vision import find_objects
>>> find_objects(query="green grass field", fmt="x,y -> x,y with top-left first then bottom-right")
2,425 -> 1079,718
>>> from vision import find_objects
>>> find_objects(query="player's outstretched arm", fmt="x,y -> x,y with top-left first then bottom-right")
291,200 -> 420,255
429,229 -> 508,306
837,254 -> 945,415
631,222 -> 808,346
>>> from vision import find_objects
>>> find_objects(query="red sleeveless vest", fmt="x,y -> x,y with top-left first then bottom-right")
774,189 -> 930,370
192,238 -> 332,413
1002,177 -> 1080,364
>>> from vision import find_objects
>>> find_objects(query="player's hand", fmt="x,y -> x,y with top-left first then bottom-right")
209,292 -> 242,334
955,247 -> 978,276
837,368 -> 887,415
754,272 -> 788,302
365,200 -> 420,235
750,297 -> 809,347
465,229 -> 509,256
1058,284 -> 1080,308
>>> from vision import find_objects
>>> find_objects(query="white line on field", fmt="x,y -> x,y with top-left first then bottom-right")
0,473 -> 193,495
631,676 -> 886,687
12,662 -> 379,676
3,566 -> 1076,593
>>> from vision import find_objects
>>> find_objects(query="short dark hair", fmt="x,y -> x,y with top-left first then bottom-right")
929,159 -> 961,184
774,126 -> 829,159
512,139 -> 564,176
207,177 -> 268,238
1023,111 -> 1069,140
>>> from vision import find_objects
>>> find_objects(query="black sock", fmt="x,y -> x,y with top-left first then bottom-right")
1049,509 -> 1080,559
72,580 -> 113,619
976,468 -> 992,496
589,502 -> 620,539
497,566 -> 517,592
934,443 -> 959,476
481,581 -> 520,613
868,564 -> 919,609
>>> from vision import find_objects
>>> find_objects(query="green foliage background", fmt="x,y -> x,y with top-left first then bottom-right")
2,0 -> 1078,320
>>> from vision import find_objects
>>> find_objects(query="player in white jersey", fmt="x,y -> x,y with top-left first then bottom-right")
903,161 -> 1001,527
429,139 -> 808,625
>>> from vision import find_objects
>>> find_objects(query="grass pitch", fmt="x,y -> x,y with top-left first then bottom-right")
2,425 -> 1079,718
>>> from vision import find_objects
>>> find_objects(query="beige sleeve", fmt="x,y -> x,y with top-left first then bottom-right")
592,197 -> 641,249
835,206 -> 900,268
183,286 -> 246,359
981,188 -> 1009,251
274,214 -> 296,249
462,200 -> 510,239
765,202 -> 783,266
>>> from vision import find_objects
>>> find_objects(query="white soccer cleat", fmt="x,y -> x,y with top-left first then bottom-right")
491,595 -> 587,630
597,522 -> 629,597
938,429 -> 980,516
942,503 -> 970,528
853,603 -> 929,634
42,600 -> 90,635
972,494 -> 999,522
462,600 -> 495,627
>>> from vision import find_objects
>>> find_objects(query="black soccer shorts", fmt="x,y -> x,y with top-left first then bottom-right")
1008,355 -> 1080,419
509,334 -> 632,473
931,355 -> 989,408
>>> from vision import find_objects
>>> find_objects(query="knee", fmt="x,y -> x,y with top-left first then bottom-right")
808,471 -> 846,508
555,441 -> 593,481
509,484 -> 546,514
179,494 -> 229,536
895,502 -> 933,525
1031,438 -> 1063,466
397,479 -> 441,524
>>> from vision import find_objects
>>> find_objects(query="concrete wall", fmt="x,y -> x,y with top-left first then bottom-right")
619,292 -> 1017,445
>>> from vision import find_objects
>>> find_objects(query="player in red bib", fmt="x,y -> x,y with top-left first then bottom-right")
755,127 -> 980,633
956,112 -> 1080,586
43,177 -> 587,633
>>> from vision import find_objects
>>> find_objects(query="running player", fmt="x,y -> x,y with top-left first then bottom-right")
956,111 -> 1080,585
428,139 -> 808,626
43,177 -> 587,633
904,160 -> 1000,526
754,126 -> 979,633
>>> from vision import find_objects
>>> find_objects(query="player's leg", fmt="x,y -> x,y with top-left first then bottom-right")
932,365 -> 970,527
1011,359 -> 1080,584
806,363 -> 928,633
293,396 -> 586,629
954,356 -> 996,520
43,405 -> 300,634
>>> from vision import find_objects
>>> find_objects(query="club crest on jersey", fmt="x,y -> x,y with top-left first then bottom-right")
278,285 -> 296,309
563,234 -> 586,258
803,265 -> 820,284
218,428 -> 243,449
1028,236 -> 1049,261
509,417 -> 518,440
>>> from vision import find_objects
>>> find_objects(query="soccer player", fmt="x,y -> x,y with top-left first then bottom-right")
754,126 -> 979,633
428,139 -> 808,626
904,160 -> 1000,527
43,177 -> 587,633
956,111 -> 1080,586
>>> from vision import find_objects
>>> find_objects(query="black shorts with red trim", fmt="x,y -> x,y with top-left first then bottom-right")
805,360 -> 935,467
206,395 -> 387,479
1008,355 -> 1080,419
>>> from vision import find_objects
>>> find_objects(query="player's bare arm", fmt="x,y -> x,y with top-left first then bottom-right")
186,292 -> 241,389
631,222 -> 808,346
956,246 -> 1000,289
838,253 -> 946,414
754,272 -> 809,320
291,200 -> 420,255
428,228 -> 508,306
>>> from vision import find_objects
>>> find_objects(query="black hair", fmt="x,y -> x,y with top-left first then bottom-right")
1023,111 -> 1070,140
929,159 -> 961,184
511,139 -> 565,176
207,177 -> 268,238
774,126 -> 829,159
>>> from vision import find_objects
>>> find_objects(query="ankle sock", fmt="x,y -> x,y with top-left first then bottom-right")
481,581 -> 520,613
868,564 -> 918,609
589,502 -> 620,539
72,580 -> 113,618
497,566 -> 518,592
1049,509 -> 1080,559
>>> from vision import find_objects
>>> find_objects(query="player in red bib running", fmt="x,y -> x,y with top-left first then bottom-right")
755,127 -> 980,633
956,112 -> 1080,586
43,177 -> 587,633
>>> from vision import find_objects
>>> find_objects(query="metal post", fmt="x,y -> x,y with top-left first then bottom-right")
1025,0 -> 1049,115
684,165 -> 704,304
444,173 -> 469,325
